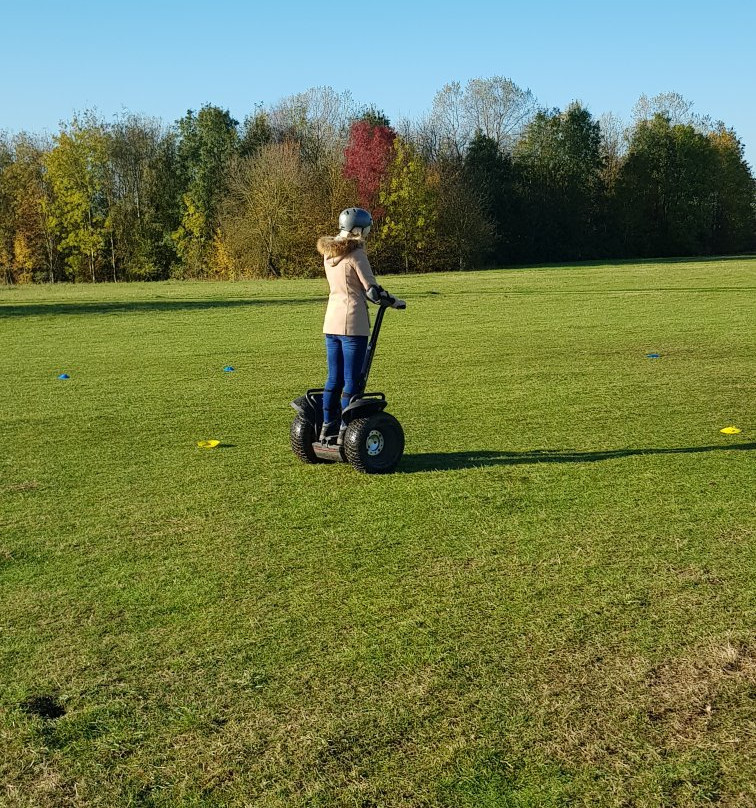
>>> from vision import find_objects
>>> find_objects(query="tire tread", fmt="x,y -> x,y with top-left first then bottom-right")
344,413 -> 404,474
290,415 -> 320,464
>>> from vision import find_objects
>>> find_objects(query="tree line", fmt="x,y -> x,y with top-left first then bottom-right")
1,80 -> 754,283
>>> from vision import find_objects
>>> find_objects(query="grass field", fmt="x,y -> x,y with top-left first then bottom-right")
1,257 -> 755,807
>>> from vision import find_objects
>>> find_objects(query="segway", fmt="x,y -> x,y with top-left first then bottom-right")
290,294 -> 406,474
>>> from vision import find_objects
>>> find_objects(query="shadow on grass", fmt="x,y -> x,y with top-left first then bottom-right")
401,442 -> 756,472
437,286 -> 756,298
502,253 -> 756,271
0,297 -> 320,318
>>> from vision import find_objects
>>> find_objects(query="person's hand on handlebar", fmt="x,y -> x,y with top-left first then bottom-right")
381,289 -> 406,309
367,285 -> 406,309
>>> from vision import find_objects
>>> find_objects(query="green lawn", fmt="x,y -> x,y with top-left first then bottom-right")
1,257 -> 755,807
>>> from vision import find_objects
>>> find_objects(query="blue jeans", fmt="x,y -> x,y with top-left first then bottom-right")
323,334 -> 368,425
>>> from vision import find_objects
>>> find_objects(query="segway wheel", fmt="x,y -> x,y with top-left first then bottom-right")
343,412 -> 404,474
290,415 -> 321,464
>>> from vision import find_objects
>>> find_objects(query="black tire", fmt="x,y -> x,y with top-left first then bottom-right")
343,412 -> 404,474
290,415 -> 321,464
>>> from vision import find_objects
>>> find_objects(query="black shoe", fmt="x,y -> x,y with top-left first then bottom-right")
319,421 -> 338,443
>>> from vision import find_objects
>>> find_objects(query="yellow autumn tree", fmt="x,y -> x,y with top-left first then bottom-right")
378,137 -> 437,272
44,116 -> 109,282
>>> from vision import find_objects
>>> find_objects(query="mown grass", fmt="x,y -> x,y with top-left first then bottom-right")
1,257 -> 754,807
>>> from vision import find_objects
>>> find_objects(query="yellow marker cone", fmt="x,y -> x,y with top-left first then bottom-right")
197,439 -> 221,449
720,426 -> 742,435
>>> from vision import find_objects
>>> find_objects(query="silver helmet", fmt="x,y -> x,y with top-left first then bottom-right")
338,207 -> 373,238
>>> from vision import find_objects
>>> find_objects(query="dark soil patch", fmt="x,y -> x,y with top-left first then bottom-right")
20,693 -> 66,720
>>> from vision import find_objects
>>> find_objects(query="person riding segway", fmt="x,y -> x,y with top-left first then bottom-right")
289,207 -> 406,474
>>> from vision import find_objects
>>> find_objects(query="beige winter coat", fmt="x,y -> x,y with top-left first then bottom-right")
317,235 -> 378,336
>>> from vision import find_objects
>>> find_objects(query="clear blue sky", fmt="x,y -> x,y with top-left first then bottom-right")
2,0 -> 754,167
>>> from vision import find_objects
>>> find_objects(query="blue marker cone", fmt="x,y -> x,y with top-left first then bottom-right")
646,353 -> 660,359
58,373 -> 70,380
223,366 -> 235,372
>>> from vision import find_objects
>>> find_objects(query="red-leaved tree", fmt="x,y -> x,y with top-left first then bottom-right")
343,121 -> 396,217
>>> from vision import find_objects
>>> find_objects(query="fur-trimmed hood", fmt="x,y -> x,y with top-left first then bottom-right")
317,235 -> 365,265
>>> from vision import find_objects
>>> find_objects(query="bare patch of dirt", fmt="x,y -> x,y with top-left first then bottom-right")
527,635 -> 756,805
646,638 -> 756,748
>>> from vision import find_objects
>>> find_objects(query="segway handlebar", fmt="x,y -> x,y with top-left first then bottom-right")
379,290 -> 406,310
367,284 -> 406,310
